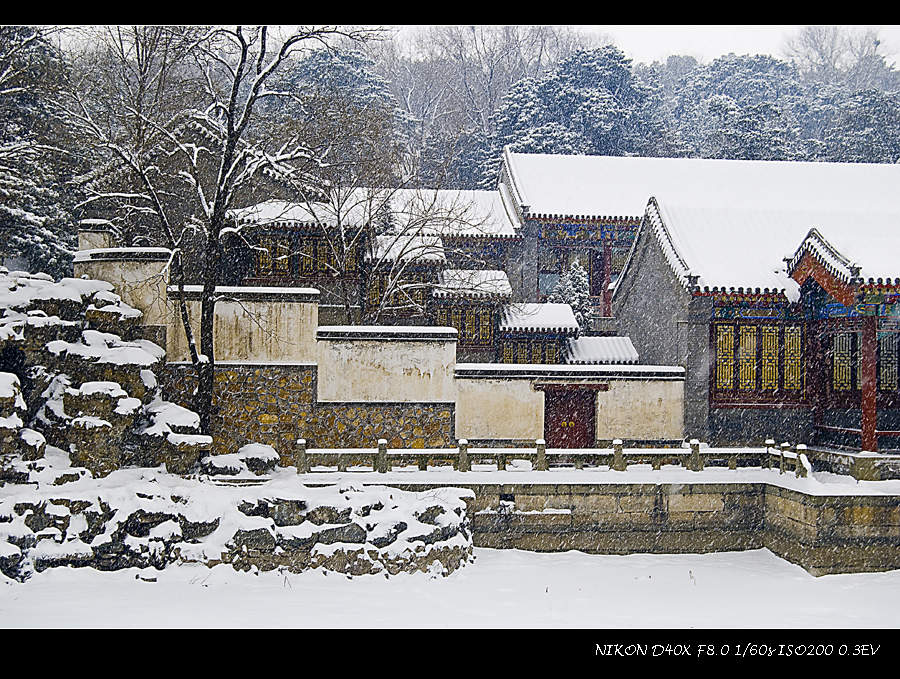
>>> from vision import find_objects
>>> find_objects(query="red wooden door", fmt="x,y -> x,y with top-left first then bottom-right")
544,389 -> 596,448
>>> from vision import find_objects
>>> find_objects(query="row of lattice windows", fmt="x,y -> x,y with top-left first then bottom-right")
715,324 -> 803,392
830,331 -> 899,391
256,236 -> 357,277
500,339 -> 561,364
367,273 -> 428,313
434,306 -> 493,346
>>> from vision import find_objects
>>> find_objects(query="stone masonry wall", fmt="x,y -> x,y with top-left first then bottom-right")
387,481 -> 900,576
162,363 -> 454,456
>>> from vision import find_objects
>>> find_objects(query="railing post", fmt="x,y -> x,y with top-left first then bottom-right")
687,439 -> 703,471
612,438 -> 626,471
764,438 -> 775,468
337,449 -> 348,472
458,439 -> 470,472
795,444 -> 808,478
497,451 -> 507,472
779,442 -> 790,475
534,438 -> 547,471
296,438 -> 309,474
376,438 -> 388,474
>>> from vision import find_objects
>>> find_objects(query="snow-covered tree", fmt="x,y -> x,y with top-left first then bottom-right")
549,259 -> 591,332
0,26 -> 81,277
55,25 -> 379,432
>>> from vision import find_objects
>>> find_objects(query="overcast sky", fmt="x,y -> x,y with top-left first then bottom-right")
597,25 -> 900,65
395,25 -> 900,66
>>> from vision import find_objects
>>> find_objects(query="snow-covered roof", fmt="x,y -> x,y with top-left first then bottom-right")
499,303 -> 579,335
634,195 -> 900,301
366,235 -> 445,264
391,189 -> 518,239
229,189 -> 518,239
565,336 -> 639,365
228,198 -> 372,229
502,151 -> 900,225
433,270 -> 512,300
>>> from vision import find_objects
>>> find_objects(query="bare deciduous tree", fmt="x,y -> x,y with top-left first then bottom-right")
55,24 -> 380,432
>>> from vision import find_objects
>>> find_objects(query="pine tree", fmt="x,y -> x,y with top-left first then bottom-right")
549,259 -> 592,332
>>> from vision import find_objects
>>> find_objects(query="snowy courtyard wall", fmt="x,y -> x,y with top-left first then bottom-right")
595,379 -> 683,442
455,378 -> 544,442
165,287 -> 319,364
315,326 -> 457,403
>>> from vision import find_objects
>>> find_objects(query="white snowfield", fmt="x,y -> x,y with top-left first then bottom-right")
2,548 -> 898,628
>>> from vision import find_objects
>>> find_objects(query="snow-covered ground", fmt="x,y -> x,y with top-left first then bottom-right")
2,547 -> 898,628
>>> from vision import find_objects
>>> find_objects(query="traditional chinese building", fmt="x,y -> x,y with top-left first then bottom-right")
603,158 -> 900,452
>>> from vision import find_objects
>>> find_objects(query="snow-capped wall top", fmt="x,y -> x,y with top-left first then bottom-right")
499,303 -> 579,335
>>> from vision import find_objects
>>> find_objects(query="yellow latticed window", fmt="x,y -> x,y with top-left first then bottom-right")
715,325 -> 734,389
761,326 -> 778,390
434,307 -> 448,327
299,239 -> 316,275
345,242 -> 358,273
451,309 -> 462,335
545,342 -> 558,364
531,340 -> 543,364
465,309 -> 477,341
317,241 -> 333,273
833,333 -> 852,391
256,236 -> 273,276
479,308 -> 492,344
783,326 -> 803,390
880,332 -> 898,391
738,325 -> 757,390
367,276 -> 383,309
516,341 -> 528,363
273,238 -> 291,275
502,341 -> 513,364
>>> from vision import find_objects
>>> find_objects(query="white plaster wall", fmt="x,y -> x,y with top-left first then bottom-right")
73,259 -> 170,328
78,231 -> 112,251
595,379 -> 684,441
455,378 -> 544,440
316,338 -> 456,402
166,299 -> 318,364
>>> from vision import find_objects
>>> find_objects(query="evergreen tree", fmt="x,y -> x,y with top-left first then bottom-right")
549,259 -> 592,332
0,26 -> 81,277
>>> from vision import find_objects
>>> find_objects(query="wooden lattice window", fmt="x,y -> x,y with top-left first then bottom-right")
502,341 -> 513,363
479,310 -> 493,344
256,236 -> 274,276
545,342 -> 558,364
784,326 -> 803,390
715,325 -> 734,389
299,239 -> 316,275
760,325 -> 778,390
531,340 -> 542,364
880,332 -> 898,391
273,238 -> 291,276
738,325 -> 757,390
516,341 -> 528,363
833,332 -> 853,391
714,322 -> 803,399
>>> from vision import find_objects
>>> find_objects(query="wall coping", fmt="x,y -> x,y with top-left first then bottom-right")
455,363 -> 685,380
317,325 -> 458,342
167,285 -> 320,303
73,247 -> 172,263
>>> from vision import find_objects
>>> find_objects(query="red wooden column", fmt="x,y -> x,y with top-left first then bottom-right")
860,315 -> 878,452
602,239 -> 612,317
